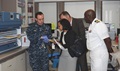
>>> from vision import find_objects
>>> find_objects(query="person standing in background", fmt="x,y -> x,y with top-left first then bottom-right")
59,11 -> 88,71
26,11 -> 52,71
57,19 -> 77,71
84,9 -> 113,71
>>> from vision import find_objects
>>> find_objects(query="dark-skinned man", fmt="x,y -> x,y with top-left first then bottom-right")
84,9 -> 113,71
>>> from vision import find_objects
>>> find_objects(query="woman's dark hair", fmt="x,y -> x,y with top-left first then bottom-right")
58,19 -> 72,30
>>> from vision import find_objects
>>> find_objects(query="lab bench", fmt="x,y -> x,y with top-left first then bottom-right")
0,47 -> 28,71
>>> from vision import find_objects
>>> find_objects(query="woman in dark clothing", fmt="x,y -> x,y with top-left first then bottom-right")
57,19 -> 77,71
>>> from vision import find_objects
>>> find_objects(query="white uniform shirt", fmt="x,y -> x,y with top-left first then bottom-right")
86,18 -> 109,51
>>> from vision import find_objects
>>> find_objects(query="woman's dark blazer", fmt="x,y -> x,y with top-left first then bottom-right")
60,29 -> 76,49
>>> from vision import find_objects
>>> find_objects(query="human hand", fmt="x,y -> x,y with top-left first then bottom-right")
41,35 -> 49,43
109,54 -> 112,61
49,39 -> 55,43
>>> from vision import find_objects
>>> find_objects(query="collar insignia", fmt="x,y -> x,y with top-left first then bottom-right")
95,20 -> 100,23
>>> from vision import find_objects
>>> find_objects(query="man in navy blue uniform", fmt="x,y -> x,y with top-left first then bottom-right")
26,11 -> 52,71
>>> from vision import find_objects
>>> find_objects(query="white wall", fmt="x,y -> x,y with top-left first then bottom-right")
65,2 -> 94,18
102,1 -> 120,32
38,2 -> 94,22
38,1 -> 120,33
38,2 -> 94,38
39,3 -> 57,24
39,3 -> 57,37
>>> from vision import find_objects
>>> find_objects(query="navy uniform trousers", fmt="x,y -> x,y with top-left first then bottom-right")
28,47 -> 49,71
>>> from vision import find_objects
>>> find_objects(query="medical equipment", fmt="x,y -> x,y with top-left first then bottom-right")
0,12 -> 22,54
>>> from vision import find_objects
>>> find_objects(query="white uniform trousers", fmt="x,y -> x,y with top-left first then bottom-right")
90,47 -> 109,71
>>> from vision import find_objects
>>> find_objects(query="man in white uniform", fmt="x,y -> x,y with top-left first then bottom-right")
84,9 -> 113,71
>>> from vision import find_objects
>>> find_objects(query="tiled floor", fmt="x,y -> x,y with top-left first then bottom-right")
49,58 -> 91,71
49,64 -> 91,71
49,64 -> 118,71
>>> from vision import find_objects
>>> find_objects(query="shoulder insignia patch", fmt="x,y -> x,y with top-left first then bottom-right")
95,20 -> 100,23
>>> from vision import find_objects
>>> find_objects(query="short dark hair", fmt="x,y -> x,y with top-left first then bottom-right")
59,11 -> 71,19
35,11 -> 43,18
58,19 -> 71,30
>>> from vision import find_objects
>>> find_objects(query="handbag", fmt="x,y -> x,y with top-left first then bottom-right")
68,36 -> 86,57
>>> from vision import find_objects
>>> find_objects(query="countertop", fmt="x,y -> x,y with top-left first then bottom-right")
0,47 -> 28,63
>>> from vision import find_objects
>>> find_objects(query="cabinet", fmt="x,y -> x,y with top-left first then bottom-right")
0,52 -> 26,71
26,51 -> 33,71
0,59 -> 15,71
1,0 -> 21,13
0,0 -> 35,28
27,0 -> 35,25
15,52 -> 26,71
